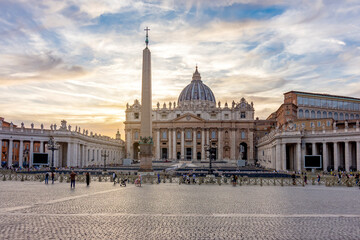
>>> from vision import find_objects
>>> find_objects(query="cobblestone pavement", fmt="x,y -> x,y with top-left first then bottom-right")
0,181 -> 359,239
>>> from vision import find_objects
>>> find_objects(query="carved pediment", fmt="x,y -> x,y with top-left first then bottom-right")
173,113 -> 205,122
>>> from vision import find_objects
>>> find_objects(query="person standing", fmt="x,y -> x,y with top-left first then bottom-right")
157,173 -> 160,184
304,173 -> 307,185
70,171 -> 76,189
45,172 -> 49,184
113,172 -> 117,185
86,172 -> 90,186
51,172 -> 55,184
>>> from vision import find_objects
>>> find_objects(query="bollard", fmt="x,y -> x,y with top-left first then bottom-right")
2,175 -> 6,181
260,178 -> 263,187
98,175 -> 102,182
59,174 -> 63,183
302,179 -> 305,187
169,177 -> 172,183
21,175 -> 24,182
281,178 -> 284,187
217,178 -> 221,185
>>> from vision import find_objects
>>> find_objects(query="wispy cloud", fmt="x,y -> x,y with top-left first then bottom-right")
1,0 -> 360,137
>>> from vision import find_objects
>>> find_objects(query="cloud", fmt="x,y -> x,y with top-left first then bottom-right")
1,0 -> 360,137
0,52 -> 87,85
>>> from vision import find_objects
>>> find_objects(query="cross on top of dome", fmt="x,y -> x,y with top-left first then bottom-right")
192,65 -> 201,81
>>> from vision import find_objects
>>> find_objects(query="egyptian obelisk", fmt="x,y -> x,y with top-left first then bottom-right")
139,27 -> 153,172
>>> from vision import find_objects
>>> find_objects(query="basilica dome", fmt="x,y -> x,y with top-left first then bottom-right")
177,67 -> 216,107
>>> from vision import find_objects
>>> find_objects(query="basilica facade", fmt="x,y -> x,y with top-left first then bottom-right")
124,67 -> 274,163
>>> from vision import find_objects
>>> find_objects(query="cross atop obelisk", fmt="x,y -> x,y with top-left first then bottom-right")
144,27 -> 150,47
139,27 -> 153,172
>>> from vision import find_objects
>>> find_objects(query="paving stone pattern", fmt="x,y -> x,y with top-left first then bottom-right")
0,181 -> 359,239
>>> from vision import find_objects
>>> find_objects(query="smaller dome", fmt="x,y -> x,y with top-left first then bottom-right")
177,67 -> 216,107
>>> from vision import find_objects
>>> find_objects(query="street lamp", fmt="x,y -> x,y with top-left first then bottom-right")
47,137 -> 59,172
204,141 -> 217,175
101,150 -> 109,171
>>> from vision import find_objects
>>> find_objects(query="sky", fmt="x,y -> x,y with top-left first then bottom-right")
1,0 -> 360,138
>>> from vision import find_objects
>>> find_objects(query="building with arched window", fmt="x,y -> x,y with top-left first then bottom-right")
124,67 -> 274,163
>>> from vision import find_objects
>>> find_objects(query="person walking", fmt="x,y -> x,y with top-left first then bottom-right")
157,173 -> 161,184
192,173 -> 196,184
304,173 -> 307,185
86,172 -> 90,186
51,172 -> 55,184
70,171 -> 76,189
113,172 -> 117,185
45,172 -> 49,184
317,174 -> 321,184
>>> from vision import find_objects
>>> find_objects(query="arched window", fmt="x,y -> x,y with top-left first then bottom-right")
322,111 -> 327,118
328,112 -> 332,118
340,113 -> 344,120
356,114 -> 360,119
197,131 -> 201,139
311,110 -> 315,118
225,131 -> 229,138
350,114 -> 354,120
134,132 -> 139,140
345,113 -> 349,120
317,111 -> 321,119
162,131 -> 167,139
177,132 -> 181,139
211,131 -> 216,139
334,113 -> 338,120
305,109 -> 310,118
298,109 -> 304,118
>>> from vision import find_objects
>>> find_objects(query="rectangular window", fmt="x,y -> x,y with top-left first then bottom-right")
241,132 -> 246,139
315,98 -> 321,107
224,114 -> 229,119
186,131 -> 191,139
134,113 -> 139,119
338,101 -> 343,110
349,102 -> 354,111
161,114 -> 167,119
240,112 -> 246,118
197,132 -> 201,139
211,114 -> 217,119
355,103 -> 359,111
162,131 -> 167,139
303,97 -> 308,106
309,98 -> 315,106
317,121 -> 321,127
177,114 -> 180,118
197,114 -> 201,117
211,131 -> 216,139
321,99 -> 327,108
297,96 -> 303,105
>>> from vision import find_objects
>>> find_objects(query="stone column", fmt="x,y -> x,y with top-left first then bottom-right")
181,129 -> 184,160
334,142 -> 339,171
172,130 -> 176,160
30,140 -> 34,167
201,129 -> 205,161
248,130 -> 254,162
323,142 -> 328,171
40,141 -> 44,153
126,130 -> 132,159
312,142 -> 317,155
275,143 -> 281,171
192,129 -> 196,161
19,140 -> 24,168
206,129 -> 209,145
230,129 -> 236,160
345,141 -> 350,172
296,142 -> 302,171
218,129 -> 222,160
8,139 -> 13,167
168,129 -> 172,160
156,129 -> 160,160
357,141 -> 360,173
67,142 -> 72,167
0,139 -> 2,164
281,143 -> 286,170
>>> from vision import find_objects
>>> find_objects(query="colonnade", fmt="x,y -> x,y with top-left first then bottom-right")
126,127 -> 255,162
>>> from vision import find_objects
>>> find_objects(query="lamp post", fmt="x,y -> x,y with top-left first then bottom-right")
204,141 -> 217,175
101,150 -> 109,171
47,137 -> 59,172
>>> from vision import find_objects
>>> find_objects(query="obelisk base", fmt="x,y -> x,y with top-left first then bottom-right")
138,143 -> 153,172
